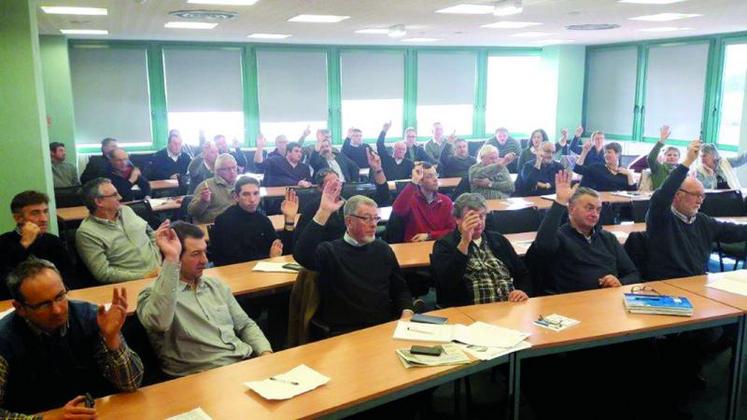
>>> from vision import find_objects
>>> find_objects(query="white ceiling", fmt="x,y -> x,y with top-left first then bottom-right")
36,0 -> 747,47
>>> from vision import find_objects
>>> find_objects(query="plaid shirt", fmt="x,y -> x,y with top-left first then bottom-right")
464,238 -> 515,304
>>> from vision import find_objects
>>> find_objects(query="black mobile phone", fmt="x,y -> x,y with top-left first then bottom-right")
411,313 -> 448,325
84,392 -> 95,408
282,263 -> 303,271
410,345 -> 443,357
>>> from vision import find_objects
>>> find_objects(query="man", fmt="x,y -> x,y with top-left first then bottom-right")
49,142 -> 79,188
309,138 -> 359,183
214,134 -> 248,173
403,127 -> 432,163
645,125 -> 680,190
76,178 -> 161,283
341,127 -> 372,169
532,171 -> 640,294
485,128 -> 521,173
521,142 -> 564,195
646,140 -> 747,280
80,137 -> 118,184
149,133 -> 191,180
424,122 -> 450,164
392,162 -> 456,242
554,128 -> 571,158
440,138 -> 476,179
573,141 -> 636,192
138,222 -> 272,378
188,153 -> 239,224
294,181 -> 414,335
0,191 -> 73,299
432,193 -> 530,307
468,145 -> 515,199
268,134 -> 289,159
187,140 -> 219,194
254,136 -> 312,187
570,127 -> 605,166
0,260 -> 142,417
108,148 -> 151,202
211,177 -> 298,266
694,143 -> 747,190
377,121 -> 414,181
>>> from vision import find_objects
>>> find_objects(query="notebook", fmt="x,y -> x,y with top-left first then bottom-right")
623,293 -> 693,317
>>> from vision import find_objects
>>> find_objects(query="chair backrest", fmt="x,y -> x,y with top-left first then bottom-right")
486,207 -> 541,234
701,190 -> 745,217
54,186 -> 84,208
624,231 -> 650,281
450,176 -> 471,201
174,195 -> 193,222
394,180 -> 410,195
524,243 -> 552,297
467,140 -> 485,158
294,188 -> 321,213
121,316 -> 166,385
382,211 -> 407,244
127,200 -> 161,230
341,182 -> 377,200
631,199 -> 650,223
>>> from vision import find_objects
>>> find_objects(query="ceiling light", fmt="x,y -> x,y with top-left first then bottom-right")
288,14 -> 350,23
493,0 -> 523,16
388,24 -> 407,38
629,13 -> 701,22
248,33 -> 291,39
355,28 -> 389,34
435,4 -> 495,14
41,6 -> 107,15
619,0 -> 688,4
511,32 -> 551,38
639,26 -> 693,32
537,39 -> 574,45
164,21 -> 218,29
60,29 -> 109,35
187,0 -> 259,4
402,37 -> 440,42
482,21 -> 541,29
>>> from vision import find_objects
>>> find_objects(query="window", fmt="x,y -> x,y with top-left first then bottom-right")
163,48 -> 244,146
69,46 -> 152,147
584,47 -> 638,137
718,43 -> 747,146
643,42 -> 709,140
485,55 -> 549,136
341,51 -> 404,139
256,50 -> 328,144
417,52 -> 475,136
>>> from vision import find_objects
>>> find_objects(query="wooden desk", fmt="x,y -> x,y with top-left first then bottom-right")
44,308 -> 495,420
486,196 -> 552,212
57,197 -> 184,223
149,179 -> 179,191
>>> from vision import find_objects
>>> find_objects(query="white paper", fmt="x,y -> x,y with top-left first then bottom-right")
252,262 -> 298,273
0,308 -> 15,320
393,321 -> 455,343
147,198 -> 169,208
457,340 -> 532,361
166,407 -> 213,420
393,321 -> 530,348
511,239 -> 534,254
244,364 -> 329,400
707,272 -> 747,296
533,313 -> 581,332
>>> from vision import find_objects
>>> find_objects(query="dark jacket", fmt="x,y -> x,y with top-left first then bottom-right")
149,148 -> 191,180
0,231 -> 74,300
376,131 -> 414,181
80,155 -> 110,184
108,167 -> 151,202
210,205 -> 293,266
309,150 -> 360,183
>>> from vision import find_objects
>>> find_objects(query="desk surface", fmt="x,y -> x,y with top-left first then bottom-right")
664,272 -> 747,312
57,197 -> 184,222
149,179 -> 179,191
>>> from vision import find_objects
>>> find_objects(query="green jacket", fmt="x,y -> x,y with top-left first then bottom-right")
647,142 -> 676,190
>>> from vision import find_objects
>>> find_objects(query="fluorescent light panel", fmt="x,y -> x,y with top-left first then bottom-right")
41,6 -> 107,15
482,21 -> 542,29
619,0 -> 688,4
60,29 -> 108,35
493,6 -> 523,16
639,26 -> 693,32
248,33 -> 291,39
355,28 -> 389,34
629,13 -> 701,21
164,21 -> 218,29
288,14 -> 349,23
510,32 -> 551,38
402,37 -> 439,42
537,39 -> 573,45
435,4 -> 495,14
187,0 -> 259,4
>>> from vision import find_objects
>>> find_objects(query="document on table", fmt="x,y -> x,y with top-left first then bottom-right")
533,313 -> 580,332
166,407 -> 213,420
611,191 -> 651,199
511,239 -> 534,254
252,262 -> 298,273
393,321 -> 529,348
396,343 -> 471,368
244,364 -> 329,400
457,340 -> 532,361
707,270 -> 747,296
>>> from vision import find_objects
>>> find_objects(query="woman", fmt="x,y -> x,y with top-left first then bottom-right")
573,141 -> 636,192
517,129 -> 549,172
694,143 -> 747,190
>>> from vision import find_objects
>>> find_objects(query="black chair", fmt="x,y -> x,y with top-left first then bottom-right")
341,182 -> 377,200
394,180 -> 410,195
127,200 -> 161,230
631,199 -> 650,223
381,211 -> 406,244
700,190 -> 746,271
451,176 -> 471,201
294,187 -> 321,213
121,316 -> 166,386
486,207 -> 541,234
598,202 -> 617,226
624,231 -> 650,281
524,243 -> 552,297
54,186 -> 84,208
173,195 -> 193,222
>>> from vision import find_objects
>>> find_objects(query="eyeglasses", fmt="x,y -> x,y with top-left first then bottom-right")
217,166 -> 238,172
348,214 -> 381,224
678,189 -> 706,200
630,285 -> 660,295
23,290 -> 68,311
98,192 -> 121,199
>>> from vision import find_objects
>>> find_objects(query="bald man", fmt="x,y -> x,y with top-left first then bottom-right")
645,139 -> 747,280
377,121 -> 414,181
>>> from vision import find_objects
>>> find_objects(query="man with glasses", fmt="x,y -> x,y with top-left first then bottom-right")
646,139 -> 747,280
0,259 -> 143,417
402,127 -> 432,163
294,181 -> 413,335
188,153 -> 240,224
393,162 -> 456,243
76,178 -> 162,283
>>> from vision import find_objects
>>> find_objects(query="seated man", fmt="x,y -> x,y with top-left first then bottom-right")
646,125 -> 680,190
469,144 -> 515,199
309,138 -> 359,183
569,127 -> 605,166
149,133 -> 191,180
138,222 -> 272,378
187,140 -> 218,193
424,122 -> 448,164
294,181 -> 413,335
432,193 -> 530,307
520,141 -> 564,195
268,134 -> 289,159
80,137 -> 117,184
573,141 -> 636,192
485,127 -> 521,173
377,121 -> 414,181
392,162 -> 456,242
211,177 -> 298,266
402,127 -> 433,163
108,148 -> 151,202
214,134 -> 248,173
0,191 -> 73,299
50,142 -> 79,188
439,138 -> 476,179
188,153 -> 239,224
0,259 -> 142,417
341,127 -> 372,169
646,140 -> 747,280
76,178 -> 161,283
254,136 -> 312,187
532,171 -> 640,294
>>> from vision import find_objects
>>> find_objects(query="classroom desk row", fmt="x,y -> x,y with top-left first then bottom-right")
42,273 -> 747,419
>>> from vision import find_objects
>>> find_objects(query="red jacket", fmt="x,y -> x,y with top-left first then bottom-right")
392,183 -> 456,242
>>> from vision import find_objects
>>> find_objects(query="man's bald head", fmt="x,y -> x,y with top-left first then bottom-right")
673,176 -> 705,217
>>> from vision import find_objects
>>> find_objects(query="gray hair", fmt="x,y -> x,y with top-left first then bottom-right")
478,144 -> 498,159
569,187 -> 600,206
214,153 -> 236,171
7,258 -> 61,302
343,195 -> 377,217
81,177 -> 112,212
453,193 -> 488,218
701,144 -> 720,160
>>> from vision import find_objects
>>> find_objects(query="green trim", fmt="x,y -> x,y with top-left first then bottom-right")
241,46 -> 260,146
641,136 -> 691,146
404,49 -> 418,130
702,38 -> 723,143
474,50 -> 488,138
326,48 -> 342,144
632,45 -> 647,141
146,44 -> 168,150
604,133 -> 635,141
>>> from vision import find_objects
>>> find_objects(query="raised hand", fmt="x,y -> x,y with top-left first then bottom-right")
448,130 -> 457,143
382,120 -> 392,133
411,164 -> 424,184
19,221 -> 41,248
503,152 -> 517,164
560,128 -> 568,143
347,127 -> 355,139
129,167 -> 142,183
319,179 -> 344,214
255,134 -> 266,150
684,138 -> 701,167
97,287 -> 128,349
269,239 -> 283,258
155,222 -> 182,262
302,125 -> 311,138
554,170 -> 574,206
232,137 -> 241,148
575,125 -> 584,138
660,125 -> 671,143
280,188 -> 299,220
367,148 -> 382,172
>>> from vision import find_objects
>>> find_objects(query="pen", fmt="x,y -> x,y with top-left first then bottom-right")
270,377 -> 299,385
407,327 -> 434,334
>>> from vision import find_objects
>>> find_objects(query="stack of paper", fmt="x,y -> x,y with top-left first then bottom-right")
533,314 -> 580,332
393,321 -> 529,349
511,239 -> 534,254
396,343 -> 471,368
166,407 -> 213,420
244,364 -> 329,400
457,340 -> 532,361
252,262 -> 298,273
707,271 -> 747,296
624,293 -> 693,316
611,191 -> 651,199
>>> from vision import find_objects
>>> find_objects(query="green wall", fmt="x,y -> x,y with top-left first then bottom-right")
40,35 -> 77,170
0,0 -> 57,234
549,46 -> 586,139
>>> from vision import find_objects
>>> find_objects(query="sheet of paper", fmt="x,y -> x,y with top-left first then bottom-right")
392,321 -> 455,343
457,340 -> 532,361
533,313 -> 580,332
147,198 -> 169,208
707,274 -> 747,297
453,322 -> 529,348
244,364 -> 329,400
395,343 -> 471,368
0,308 -> 14,320
166,407 -> 213,420
252,262 -> 298,273
511,239 -> 534,254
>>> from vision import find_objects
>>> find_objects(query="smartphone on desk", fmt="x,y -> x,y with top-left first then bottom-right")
282,263 -> 303,271
411,313 -> 448,325
410,345 -> 443,357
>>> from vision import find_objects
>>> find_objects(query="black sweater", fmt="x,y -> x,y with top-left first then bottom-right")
342,137 -> 372,169
293,221 -> 413,332
108,168 -> 151,201
0,231 -> 74,300
209,205 -> 293,266
573,162 -> 636,192
432,229 -> 531,307
646,164 -> 747,280
520,160 -> 565,195
533,202 -> 640,293
149,148 -> 191,180
439,144 -> 476,179
376,131 -> 414,181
